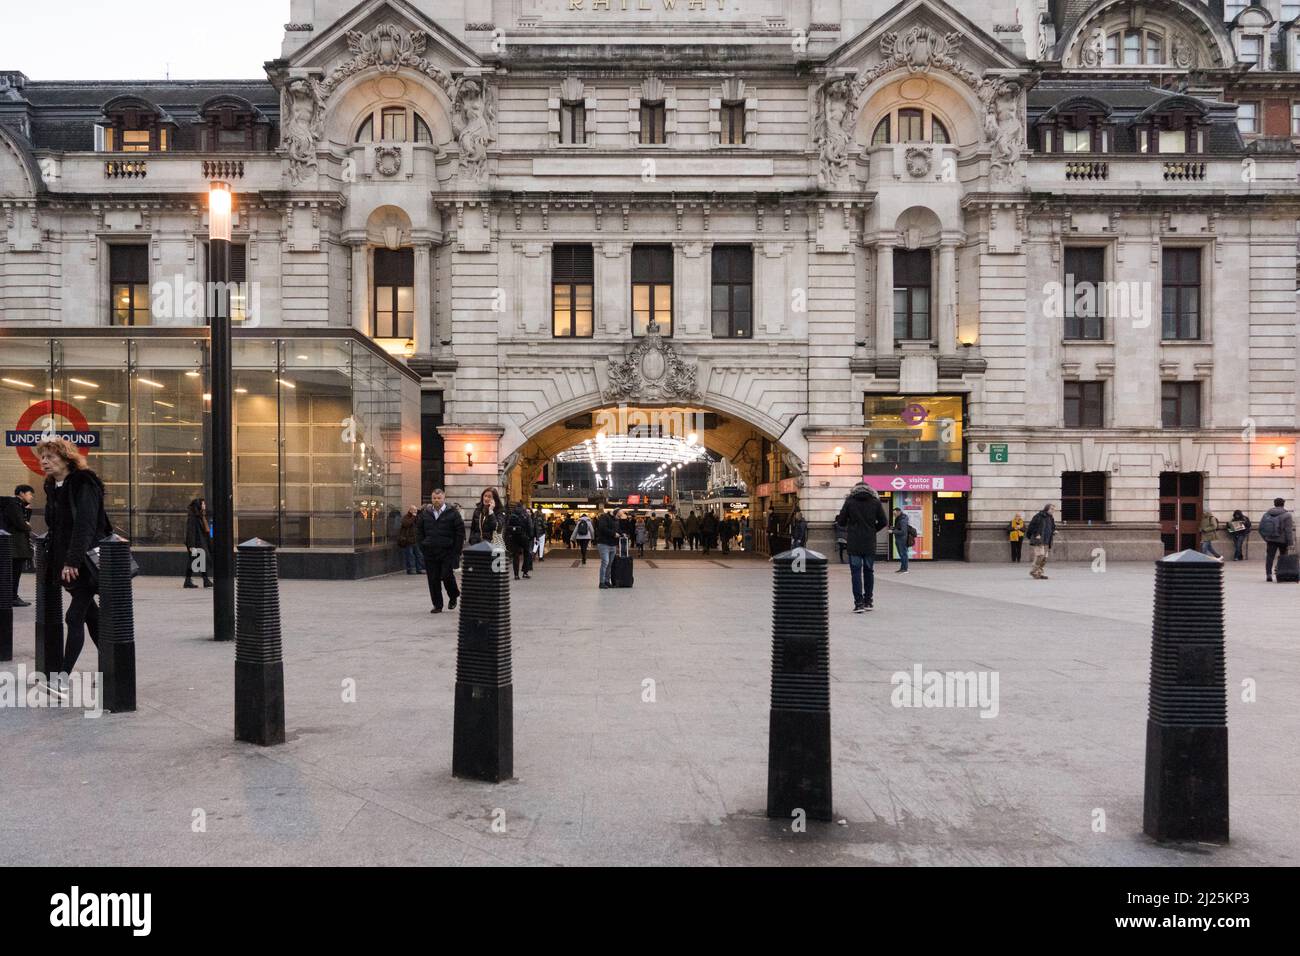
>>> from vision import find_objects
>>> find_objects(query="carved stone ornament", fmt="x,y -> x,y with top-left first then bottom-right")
1080,28 -> 1105,67
375,144 -> 402,176
281,23 -> 496,185
813,76 -> 861,188
904,146 -> 933,178
1171,33 -> 1196,69
604,319 -> 700,402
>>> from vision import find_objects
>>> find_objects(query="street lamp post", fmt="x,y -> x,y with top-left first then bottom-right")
208,182 -> 235,642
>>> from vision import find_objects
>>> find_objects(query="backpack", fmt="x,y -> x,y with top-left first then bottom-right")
1258,511 -> 1284,543
906,525 -> 918,546
506,510 -> 530,543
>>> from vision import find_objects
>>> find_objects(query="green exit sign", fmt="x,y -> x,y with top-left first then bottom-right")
990,443 -> 1009,463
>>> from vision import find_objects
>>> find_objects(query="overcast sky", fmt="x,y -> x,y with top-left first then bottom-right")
2,1 -> 288,81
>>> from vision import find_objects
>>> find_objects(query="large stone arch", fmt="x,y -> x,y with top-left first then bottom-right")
1057,0 -> 1235,69
321,68 -> 455,151
0,123 -> 44,199
855,68 -> 986,151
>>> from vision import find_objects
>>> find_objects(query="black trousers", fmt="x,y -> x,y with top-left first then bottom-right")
1265,541 -> 1290,578
184,546 -> 210,584
62,575 -> 100,673
11,557 -> 23,599
1010,540 -> 1023,563
576,540 -> 589,563
423,550 -> 460,609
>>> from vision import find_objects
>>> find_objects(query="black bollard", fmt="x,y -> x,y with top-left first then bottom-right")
0,531 -> 12,662
96,534 -> 137,713
32,533 -> 63,676
1143,550 -> 1229,843
234,538 -> 285,746
767,547 -> 832,822
452,541 -> 513,782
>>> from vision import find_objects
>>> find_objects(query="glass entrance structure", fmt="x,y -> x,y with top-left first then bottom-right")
0,327 -> 420,578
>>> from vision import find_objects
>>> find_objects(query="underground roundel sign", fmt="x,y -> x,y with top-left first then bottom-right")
6,399 -> 98,476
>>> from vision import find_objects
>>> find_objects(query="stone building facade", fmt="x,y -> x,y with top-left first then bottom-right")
1,0 -> 1297,566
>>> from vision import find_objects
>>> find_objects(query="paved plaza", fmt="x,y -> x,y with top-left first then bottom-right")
1,553 -> 1297,866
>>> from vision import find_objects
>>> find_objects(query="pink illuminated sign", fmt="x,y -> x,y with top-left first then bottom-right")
862,475 -> 972,493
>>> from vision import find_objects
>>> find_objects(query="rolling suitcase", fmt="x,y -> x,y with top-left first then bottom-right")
611,534 -> 634,588
1276,551 -> 1300,583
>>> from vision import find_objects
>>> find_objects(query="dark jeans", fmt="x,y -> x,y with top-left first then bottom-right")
673,537 -> 683,551
1231,533 -> 1247,560
403,545 -> 426,573
1265,541 -> 1290,578
848,552 -> 876,607
1010,540 -> 1022,563
184,546 -> 210,585
894,533 -> 909,571
423,550 -> 460,609
576,540 -> 589,563
62,575 -> 100,673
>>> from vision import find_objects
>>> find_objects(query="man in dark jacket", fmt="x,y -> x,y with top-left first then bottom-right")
1,484 -> 35,606
1259,497 -> 1296,582
891,507 -> 911,574
594,508 -> 618,589
415,488 -> 465,613
1026,504 -> 1057,580
836,482 -> 889,612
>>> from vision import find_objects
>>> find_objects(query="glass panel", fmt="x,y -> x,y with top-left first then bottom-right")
381,108 -> 407,141
0,339 -> 55,534
121,130 -> 150,152
898,109 -> 924,141
575,285 -> 593,337
863,395 -> 964,468
356,115 -> 373,143
282,345 -> 353,549
654,284 -> 671,335
1123,31 -> 1141,65
871,117 -> 890,145
233,368 -> 279,545
931,118 -> 949,144
553,285 -> 572,335
1158,129 -> 1185,153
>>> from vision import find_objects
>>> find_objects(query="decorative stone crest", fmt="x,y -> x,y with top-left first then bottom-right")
375,144 -> 402,177
1080,28 -> 1105,67
604,319 -> 699,402
904,146 -> 932,178
1171,33 -> 1196,69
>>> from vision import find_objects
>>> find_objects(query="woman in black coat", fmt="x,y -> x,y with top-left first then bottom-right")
37,437 -> 110,680
184,497 -> 212,588
467,487 -> 506,545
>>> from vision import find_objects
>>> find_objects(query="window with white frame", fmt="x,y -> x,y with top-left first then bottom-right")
1238,101 -> 1259,134
1225,0 -> 1249,19
1285,2 -> 1300,22
1292,102 -> 1300,135
1238,35 -> 1264,67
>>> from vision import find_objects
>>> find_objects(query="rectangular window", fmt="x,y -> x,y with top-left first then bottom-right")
1239,36 -> 1263,67
711,245 -> 753,338
1061,127 -> 1092,152
560,102 -> 586,145
1162,247 -> 1201,340
1063,247 -> 1105,340
631,245 -> 672,336
1061,471 -> 1107,522
372,248 -> 414,339
898,108 -> 924,142
205,242 -> 248,323
1158,128 -> 1187,153
1064,381 -> 1104,428
109,244 -> 150,326
552,244 -> 594,337
381,107 -> 407,142
639,102 -> 666,145
1292,103 -> 1300,136
1161,381 -> 1201,429
720,101 -> 746,145
1105,33 -> 1120,65
1123,31 -> 1142,65
1225,0 -> 1249,16
1238,101 -> 1259,134
1284,2 -> 1300,20
893,248 -> 932,341
121,129 -> 151,152
863,395 -> 965,471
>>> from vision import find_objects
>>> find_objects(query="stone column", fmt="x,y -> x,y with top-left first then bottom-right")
874,237 -> 895,355
350,241 -> 369,335
413,241 -> 432,355
938,239 -> 959,353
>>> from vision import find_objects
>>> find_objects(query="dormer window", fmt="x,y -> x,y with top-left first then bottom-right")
355,106 -> 432,143
1239,35 -> 1263,67
197,96 -> 271,151
97,96 -> 174,153
1037,100 -> 1112,153
1105,28 -> 1165,65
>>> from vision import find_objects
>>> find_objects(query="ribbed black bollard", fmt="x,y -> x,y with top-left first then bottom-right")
1143,550 -> 1229,843
767,547 -> 832,822
234,538 -> 284,746
453,541 -> 513,782
33,533 -> 63,676
96,534 -> 136,713
0,531 -> 12,662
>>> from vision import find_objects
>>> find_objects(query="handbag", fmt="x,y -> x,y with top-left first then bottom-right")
86,545 -> 142,580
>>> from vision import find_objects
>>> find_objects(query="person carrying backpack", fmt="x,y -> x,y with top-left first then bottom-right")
570,513 -> 593,564
506,502 -> 534,580
891,507 -> 913,574
1258,498 -> 1296,582
1199,510 -> 1222,560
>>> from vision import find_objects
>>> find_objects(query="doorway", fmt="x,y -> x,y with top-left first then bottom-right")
932,492 -> 967,560
1159,471 -> 1202,553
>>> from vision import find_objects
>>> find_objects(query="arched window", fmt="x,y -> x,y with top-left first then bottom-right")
1105,28 -> 1165,65
869,108 -> 952,146
355,106 -> 434,143
97,96 -> 175,152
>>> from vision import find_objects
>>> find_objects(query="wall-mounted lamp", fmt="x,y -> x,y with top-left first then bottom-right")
1269,445 -> 1289,470
465,443 -> 474,468
833,446 -> 844,469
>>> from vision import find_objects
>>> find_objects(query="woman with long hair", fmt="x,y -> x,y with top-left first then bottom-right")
468,487 -> 506,546
184,496 -> 212,588
37,437 -> 111,688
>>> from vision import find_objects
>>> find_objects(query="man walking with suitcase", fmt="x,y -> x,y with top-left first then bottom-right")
1259,498 -> 1296,582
